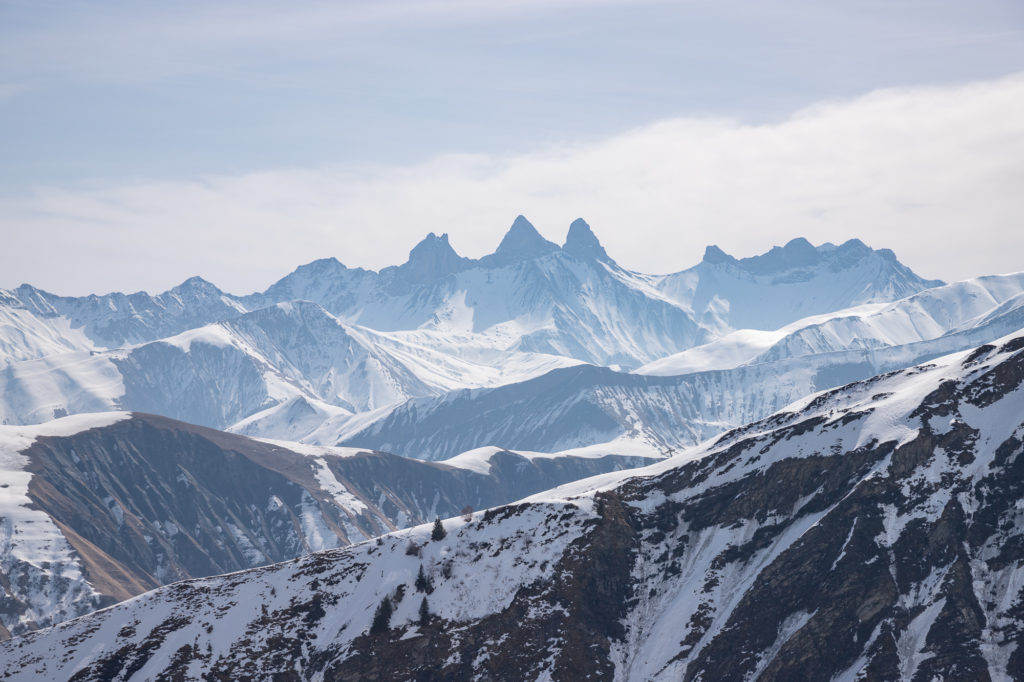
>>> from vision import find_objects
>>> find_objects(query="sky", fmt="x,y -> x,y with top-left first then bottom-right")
1,0 -> 1023,295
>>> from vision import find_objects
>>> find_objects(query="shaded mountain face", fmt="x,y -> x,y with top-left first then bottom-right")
6,333 -> 1023,680
0,413 -> 651,639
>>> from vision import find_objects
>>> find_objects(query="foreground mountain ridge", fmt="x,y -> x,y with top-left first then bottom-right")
0,412 -> 651,639
5,330 -> 1022,680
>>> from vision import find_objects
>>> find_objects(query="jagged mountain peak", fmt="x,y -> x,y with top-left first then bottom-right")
837,237 -> 868,252
562,218 -> 610,261
408,231 -> 456,259
480,215 -> 559,268
298,256 -> 347,272
698,236 -> 930,278
733,236 -> 821,274
664,236 -> 947,333
167,275 -> 222,298
392,232 -> 470,284
263,257 -> 350,292
701,244 -> 734,265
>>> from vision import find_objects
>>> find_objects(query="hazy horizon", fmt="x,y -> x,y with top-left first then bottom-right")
2,0 -> 1022,295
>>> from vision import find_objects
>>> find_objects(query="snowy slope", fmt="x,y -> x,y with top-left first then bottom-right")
0,301 -> 579,429
0,291 -> 96,365
7,332 -> 1022,680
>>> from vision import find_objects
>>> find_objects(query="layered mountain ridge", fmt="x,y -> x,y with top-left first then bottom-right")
6,331 -> 1022,680
1,217 -> 1021,677
2,217 -> 939,362
0,217 -> 955,450
312,273 -> 1024,458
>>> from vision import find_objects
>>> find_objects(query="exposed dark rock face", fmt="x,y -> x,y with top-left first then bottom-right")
0,413 -> 652,639
3,334 -> 1023,680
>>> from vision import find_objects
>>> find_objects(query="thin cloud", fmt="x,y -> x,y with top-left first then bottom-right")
1,0 -> 665,85
2,73 -> 1023,295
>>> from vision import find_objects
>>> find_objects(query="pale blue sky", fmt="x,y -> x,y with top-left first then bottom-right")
1,0 -> 1023,294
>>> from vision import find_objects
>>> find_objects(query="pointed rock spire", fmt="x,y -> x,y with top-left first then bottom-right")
481,215 -> 558,268
562,218 -> 609,261
701,245 -> 734,265
394,232 -> 469,284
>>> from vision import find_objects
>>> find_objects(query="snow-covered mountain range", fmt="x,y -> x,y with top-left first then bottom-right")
0,299 -> 577,428
1,216 -> 987,458
331,271 -> 1024,460
3,218 -> 1023,677
6,331 -> 1022,680
2,220 -> 943,370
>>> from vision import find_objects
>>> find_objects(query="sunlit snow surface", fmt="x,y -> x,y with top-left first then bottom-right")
441,437 -> 665,476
